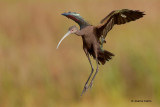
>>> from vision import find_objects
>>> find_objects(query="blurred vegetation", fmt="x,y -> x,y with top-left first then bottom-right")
0,0 -> 160,107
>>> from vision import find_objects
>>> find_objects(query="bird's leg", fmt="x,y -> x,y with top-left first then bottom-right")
81,49 -> 94,96
89,52 -> 99,88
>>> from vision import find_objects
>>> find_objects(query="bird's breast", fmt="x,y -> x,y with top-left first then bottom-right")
81,26 -> 99,49
82,36 -> 92,49
82,35 -> 98,50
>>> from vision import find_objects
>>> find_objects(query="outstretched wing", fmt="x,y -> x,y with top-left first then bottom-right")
96,9 -> 145,44
62,12 -> 90,29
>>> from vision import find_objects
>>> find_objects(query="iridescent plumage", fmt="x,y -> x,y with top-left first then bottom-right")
62,12 -> 90,29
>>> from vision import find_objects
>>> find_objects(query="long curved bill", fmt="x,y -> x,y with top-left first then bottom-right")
56,31 -> 71,49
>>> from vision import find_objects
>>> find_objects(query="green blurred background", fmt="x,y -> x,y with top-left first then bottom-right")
0,0 -> 160,107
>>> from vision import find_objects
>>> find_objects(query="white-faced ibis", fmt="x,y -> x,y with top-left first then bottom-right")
57,9 -> 145,96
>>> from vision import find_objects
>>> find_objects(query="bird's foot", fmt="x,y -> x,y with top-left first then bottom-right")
89,81 -> 93,88
81,84 -> 89,96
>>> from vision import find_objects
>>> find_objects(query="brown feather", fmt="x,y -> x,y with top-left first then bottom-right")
96,9 -> 145,46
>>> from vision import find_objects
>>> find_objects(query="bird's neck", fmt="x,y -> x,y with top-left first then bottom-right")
75,30 -> 83,36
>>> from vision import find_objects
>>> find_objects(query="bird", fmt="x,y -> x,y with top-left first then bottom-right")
56,9 -> 145,96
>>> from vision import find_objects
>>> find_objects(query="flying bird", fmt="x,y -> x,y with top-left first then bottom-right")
56,9 -> 145,96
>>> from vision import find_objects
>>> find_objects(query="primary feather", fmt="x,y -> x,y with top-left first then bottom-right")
97,9 -> 145,45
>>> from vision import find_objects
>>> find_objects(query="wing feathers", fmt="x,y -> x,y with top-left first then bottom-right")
100,11 -> 115,24
97,9 -> 145,44
96,9 -> 145,44
62,12 -> 90,29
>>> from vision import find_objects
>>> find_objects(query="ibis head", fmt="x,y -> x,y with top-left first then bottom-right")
56,26 -> 78,49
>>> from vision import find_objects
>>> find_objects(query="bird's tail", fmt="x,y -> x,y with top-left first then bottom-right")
98,50 -> 114,65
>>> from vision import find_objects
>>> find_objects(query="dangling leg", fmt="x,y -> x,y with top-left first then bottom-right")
89,48 -> 99,88
81,48 -> 94,96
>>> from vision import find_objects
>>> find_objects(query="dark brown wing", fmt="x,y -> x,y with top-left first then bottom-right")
96,9 -> 145,44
